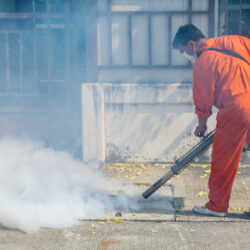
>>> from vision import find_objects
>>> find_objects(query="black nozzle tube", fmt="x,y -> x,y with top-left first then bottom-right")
142,170 -> 175,199
142,130 -> 215,199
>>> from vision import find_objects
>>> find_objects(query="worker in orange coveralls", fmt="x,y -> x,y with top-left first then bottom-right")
173,24 -> 250,217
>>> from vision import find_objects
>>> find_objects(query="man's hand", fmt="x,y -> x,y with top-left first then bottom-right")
194,124 -> 207,137
194,116 -> 208,137
243,142 -> 250,151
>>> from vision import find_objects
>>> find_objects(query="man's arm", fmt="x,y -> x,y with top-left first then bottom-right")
193,60 -> 215,137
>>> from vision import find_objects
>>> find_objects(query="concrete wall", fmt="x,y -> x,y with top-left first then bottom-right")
82,83 -> 217,163
81,0 -> 217,163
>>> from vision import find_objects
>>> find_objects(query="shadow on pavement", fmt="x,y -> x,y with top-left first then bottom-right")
176,210 -> 250,220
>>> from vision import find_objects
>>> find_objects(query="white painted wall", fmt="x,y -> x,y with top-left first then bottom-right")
82,83 -> 216,163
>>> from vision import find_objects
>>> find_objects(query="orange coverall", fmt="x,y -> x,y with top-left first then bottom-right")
193,35 -> 250,213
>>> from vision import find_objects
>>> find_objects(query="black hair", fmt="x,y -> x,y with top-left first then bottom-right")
172,24 -> 205,49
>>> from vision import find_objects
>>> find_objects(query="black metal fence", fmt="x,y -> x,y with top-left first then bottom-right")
219,0 -> 250,37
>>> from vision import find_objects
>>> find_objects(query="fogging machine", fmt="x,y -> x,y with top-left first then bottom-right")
142,130 -> 214,199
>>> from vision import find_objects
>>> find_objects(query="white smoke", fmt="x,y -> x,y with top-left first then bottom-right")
0,136 -> 139,233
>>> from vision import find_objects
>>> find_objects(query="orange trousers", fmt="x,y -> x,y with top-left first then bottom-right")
206,94 -> 250,213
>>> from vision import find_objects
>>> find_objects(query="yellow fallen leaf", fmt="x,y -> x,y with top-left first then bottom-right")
92,232 -> 96,235
140,165 -> 148,170
174,175 -> 180,179
136,172 -> 142,176
138,185 -> 144,188
190,229 -> 195,232
167,180 -> 171,183
203,170 -> 211,173
132,213 -> 136,216
106,165 -> 114,169
91,224 -> 98,229
176,208 -> 184,212
113,219 -> 122,223
151,229 -> 158,233
229,206 -> 237,211
200,174 -> 207,178
96,221 -> 105,225
201,164 -> 207,168
161,165 -> 167,169
154,163 -> 161,167
158,175 -> 162,177
190,164 -> 199,167
105,217 -> 110,222
241,208 -> 248,212
129,176 -> 136,180
244,187 -> 249,190
195,191 -> 207,197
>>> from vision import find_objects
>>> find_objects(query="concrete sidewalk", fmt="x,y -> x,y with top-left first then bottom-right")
0,158 -> 250,250
1,221 -> 250,250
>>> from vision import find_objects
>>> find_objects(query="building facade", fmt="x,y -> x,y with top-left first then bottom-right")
0,0 -> 248,161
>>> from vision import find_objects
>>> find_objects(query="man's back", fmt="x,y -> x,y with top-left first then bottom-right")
200,35 -> 250,60
193,35 -> 250,114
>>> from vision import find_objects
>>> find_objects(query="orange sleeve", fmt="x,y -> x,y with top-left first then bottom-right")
193,61 -> 215,118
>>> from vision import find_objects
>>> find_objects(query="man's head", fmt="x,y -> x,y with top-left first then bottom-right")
172,24 -> 205,56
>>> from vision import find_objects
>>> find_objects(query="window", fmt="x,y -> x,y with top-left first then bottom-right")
0,0 -> 70,108
97,0 -> 214,69
218,0 -> 250,37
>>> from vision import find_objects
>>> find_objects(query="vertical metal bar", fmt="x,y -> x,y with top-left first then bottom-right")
85,0 -> 98,82
239,0 -> 242,35
5,34 -> 10,92
32,0 -> 37,93
188,0 -> 192,67
108,0 -> 112,66
168,15 -> 172,66
65,0 -> 71,109
128,14 -> 132,66
46,0 -> 51,105
71,0 -> 78,82
214,0 -> 219,36
208,0 -> 215,37
225,0 -> 228,35
148,14 -> 152,65
19,33 -> 23,92
187,0 -> 194,67
188,0 -> 192,24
